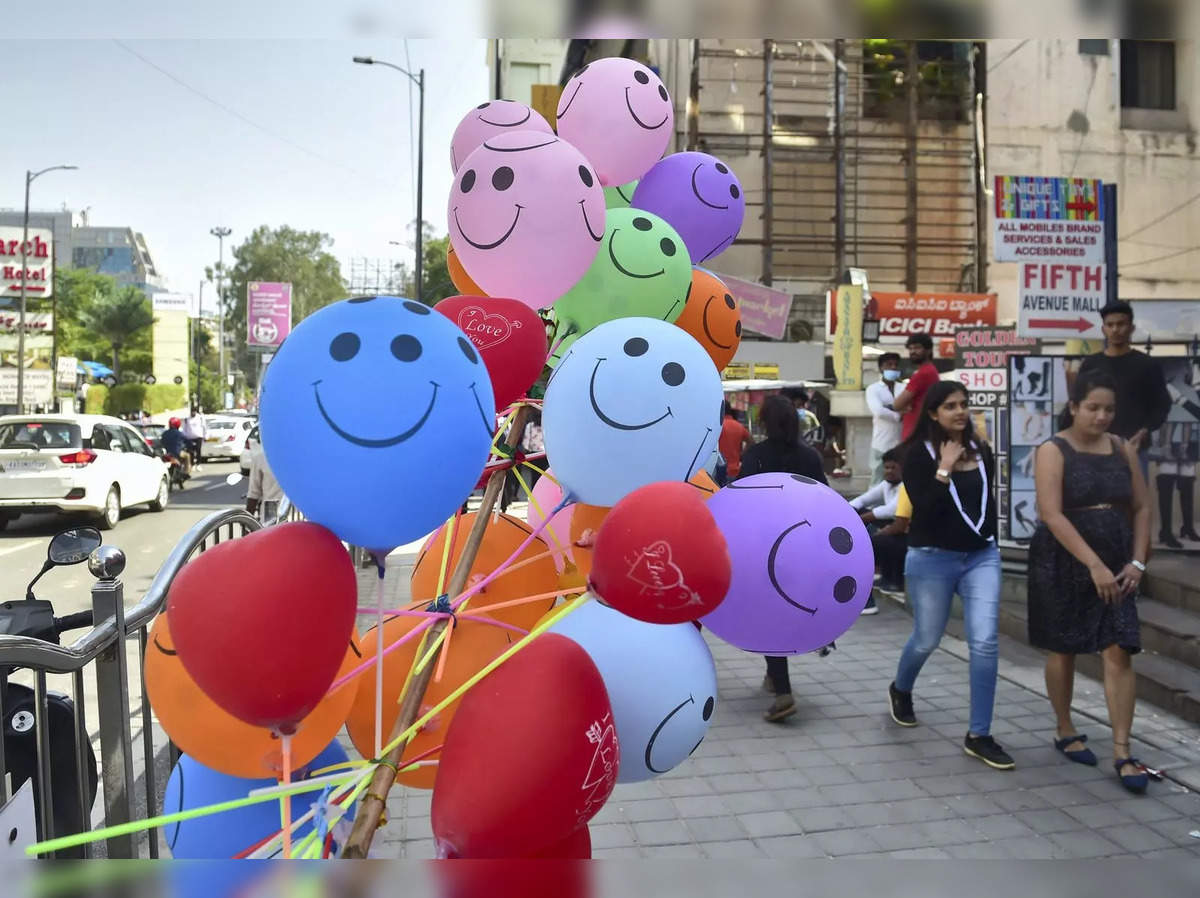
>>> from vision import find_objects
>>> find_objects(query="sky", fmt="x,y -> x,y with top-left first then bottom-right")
0,37 -> 492,300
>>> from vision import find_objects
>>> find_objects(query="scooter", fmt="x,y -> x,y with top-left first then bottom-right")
0,527 -> 103,858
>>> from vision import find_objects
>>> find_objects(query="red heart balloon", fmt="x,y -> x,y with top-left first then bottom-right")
436,295 -> 548,412
443,825 -> 591,860
166,522 -> 357,734
590,481 -> 732,624
432,633 -> 618,858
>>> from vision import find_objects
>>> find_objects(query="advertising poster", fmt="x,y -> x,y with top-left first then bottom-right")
247,282 -> 293,349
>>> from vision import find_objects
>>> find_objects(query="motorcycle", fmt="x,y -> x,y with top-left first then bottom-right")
163,453 -> 189,491
0,527 -> 103,858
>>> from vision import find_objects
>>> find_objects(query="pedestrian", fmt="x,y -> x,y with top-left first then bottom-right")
161,416 -> 191,475
786,388 -> 822,445
887,381 -> 1012,770
246,447 -> 285,524
1078,301 -> 1171,482
1027,370 -> 1155,793
865,352 -> 904,483
1150,361 -> 1200,547
850,447 -> 904,612
889,333 -> 940,441
738,394 -> 828,723
181,406 -> 208,470
520,409 -> 546,493
716,401 -> 751,486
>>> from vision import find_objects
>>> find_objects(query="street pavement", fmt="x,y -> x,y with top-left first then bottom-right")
359,501 -> 1200,860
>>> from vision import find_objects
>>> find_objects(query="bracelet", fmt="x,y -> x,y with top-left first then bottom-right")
1130,560 -> 1146,573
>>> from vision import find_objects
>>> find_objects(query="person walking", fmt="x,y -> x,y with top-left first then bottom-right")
738,394 -> 828,723
890,334 -> 940,441
716,402 -> 751,486
865,352 -> 904,483
1027,370 -> 1155,793
246,447 -> 285,524
181,406 -> 208,470
786,388 -> 823,445
1078,301 -> 1171,482
887,381 -> 1012,770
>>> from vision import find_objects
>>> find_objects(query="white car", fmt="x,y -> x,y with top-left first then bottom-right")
239,424 -> 261,475
0,414 -> 170,531
201,415 -> 256,462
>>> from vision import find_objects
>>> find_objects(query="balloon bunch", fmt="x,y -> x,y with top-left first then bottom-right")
28,57 -> 873,864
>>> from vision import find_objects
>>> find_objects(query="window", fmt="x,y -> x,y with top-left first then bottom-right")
1078,40 -> 1109,56
0,421 -> 80,449
1121,40 -> 1175,110
862,41 -> 972,123
119,427 -> 153,456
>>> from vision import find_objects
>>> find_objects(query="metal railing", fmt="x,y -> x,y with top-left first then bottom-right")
0,508 -> 264,858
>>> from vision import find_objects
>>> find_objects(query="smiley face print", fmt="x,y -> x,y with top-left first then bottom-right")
449,100 -> 554,173
673,268 -> 743,371
542,317 -> 722,507
259,295 -> 495,549
632,151 -> 746,264
448,130 -> 605,310
556,57 -> 674,186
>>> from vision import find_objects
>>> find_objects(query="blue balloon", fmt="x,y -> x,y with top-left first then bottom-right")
549,598 -> 718,783
543,317 -> 723,506
260,296 -> 495,550
163,740 -> 352,859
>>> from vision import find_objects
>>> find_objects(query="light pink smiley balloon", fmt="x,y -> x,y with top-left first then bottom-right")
448,131 -> 606,311
555,57 -> 674,187
450,100 -> 554,173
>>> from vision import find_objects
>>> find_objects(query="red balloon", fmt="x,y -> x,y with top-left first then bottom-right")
435,296 -> 548,412
530,825 -> 592,859
166,522 -> 357,734
432,633 -> 619,858
590,481 -> 732,624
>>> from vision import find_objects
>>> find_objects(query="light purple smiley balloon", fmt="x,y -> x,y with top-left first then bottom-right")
632,152 -> 746,264
556,57 -> 674,187
447,130 -> 606,310
450,100 -> 554,173
700,473 -> 874,655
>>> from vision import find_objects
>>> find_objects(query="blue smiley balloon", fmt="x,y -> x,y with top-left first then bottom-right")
543,317 -> 723,507
259,296 -> 495,550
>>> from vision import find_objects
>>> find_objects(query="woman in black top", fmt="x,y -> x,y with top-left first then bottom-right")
738,394 -> 828,722
887,382 -> 1014,770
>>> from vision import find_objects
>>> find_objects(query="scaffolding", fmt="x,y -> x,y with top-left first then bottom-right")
686,39 -> 988,336
344,257 -> 411,297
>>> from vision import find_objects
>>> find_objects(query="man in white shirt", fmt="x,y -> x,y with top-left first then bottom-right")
864,352 -> 903,484
852,449 -> 905,610
850,449 -> 902,524
180,406 -> 208,469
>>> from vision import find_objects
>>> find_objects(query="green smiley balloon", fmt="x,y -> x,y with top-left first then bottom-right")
603,180 -> 638,209
550,208 -> 693,365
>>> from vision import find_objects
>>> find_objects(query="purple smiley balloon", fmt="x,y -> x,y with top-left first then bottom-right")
632,152 -> 745,264
450,100 -> 554,173
556,57 -> 674,187
699,473 -> 874,655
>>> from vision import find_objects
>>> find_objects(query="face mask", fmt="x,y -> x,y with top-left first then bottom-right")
882,369 -> 902,382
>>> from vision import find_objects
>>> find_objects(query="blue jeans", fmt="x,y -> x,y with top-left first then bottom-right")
895,544 -> 1002,736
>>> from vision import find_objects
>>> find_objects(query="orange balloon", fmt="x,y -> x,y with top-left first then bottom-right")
447,245 -> 486,296
689,469 -> 719,499
412,513 -> 560,631
568,503 -> 609,548
144,614 -> 361,779
347,615 -> 511,788
674,268 -> 742,371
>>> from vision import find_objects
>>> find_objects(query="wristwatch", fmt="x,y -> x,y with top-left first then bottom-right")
936,468 -> 951,480
1130,560 -> 1146,573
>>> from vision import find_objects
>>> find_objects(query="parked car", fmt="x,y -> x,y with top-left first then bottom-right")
0,414 -> 170,531
201,416 -> 256,462
136,423 -> 165,454
239,424 -> 261,475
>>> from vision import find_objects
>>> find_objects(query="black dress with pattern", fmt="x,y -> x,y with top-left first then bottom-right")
1027,436 -> 1141,655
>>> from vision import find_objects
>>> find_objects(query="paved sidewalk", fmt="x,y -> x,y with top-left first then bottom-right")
353,509 -> 1200,860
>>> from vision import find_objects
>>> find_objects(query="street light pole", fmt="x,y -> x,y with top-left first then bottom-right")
210,226 -> 231,410
353,56 -> 425,302
16,164 -> 77,411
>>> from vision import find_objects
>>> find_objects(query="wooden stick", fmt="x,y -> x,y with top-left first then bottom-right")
340,405 -> 530,858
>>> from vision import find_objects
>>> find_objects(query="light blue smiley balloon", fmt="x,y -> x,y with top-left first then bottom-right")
543,317 -> 723,507
259,296 -> 495,550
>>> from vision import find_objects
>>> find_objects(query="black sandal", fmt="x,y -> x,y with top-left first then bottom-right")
1054,733 -> 1097,766
1113,742 -> 1150,794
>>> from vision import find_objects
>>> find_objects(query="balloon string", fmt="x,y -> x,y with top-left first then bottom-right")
513,469 -> 569,557
281,733 -> 293,859
435,506 -> 463,604
434,608 -> 454,683
328,615 -> 438,693
373,560 -> 386,761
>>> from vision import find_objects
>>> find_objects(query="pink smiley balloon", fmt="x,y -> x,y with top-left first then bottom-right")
556,57 -> 674,187
448,130 -> 606,311
450,100 -> 554,173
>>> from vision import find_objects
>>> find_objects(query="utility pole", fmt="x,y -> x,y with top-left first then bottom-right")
904,42 -> 919,292
834,39 -> 847,281
194,279 -> 205,406
210,227 -> 231,410
761,39 -> 774,287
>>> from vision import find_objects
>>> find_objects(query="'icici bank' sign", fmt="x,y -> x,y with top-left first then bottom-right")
827,290 -> 997,343
0,226 -> 54,300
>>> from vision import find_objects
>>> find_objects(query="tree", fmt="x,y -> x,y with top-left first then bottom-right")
223,226 -> 346,390
51,267 -> 120,364
421,233 -> 455,305
81,286 -> 155,378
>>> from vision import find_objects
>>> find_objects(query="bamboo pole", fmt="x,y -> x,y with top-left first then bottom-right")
341,405 -> 530,858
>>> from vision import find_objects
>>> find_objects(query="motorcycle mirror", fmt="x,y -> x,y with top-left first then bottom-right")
47,527 -> 104,566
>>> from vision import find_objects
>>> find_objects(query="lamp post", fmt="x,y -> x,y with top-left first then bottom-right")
210,226 -> 231,410
353,55 -> 425,302
16,165 -> 77,410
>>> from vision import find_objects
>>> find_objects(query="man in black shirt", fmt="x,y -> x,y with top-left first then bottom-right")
1078,301 -> 1171,470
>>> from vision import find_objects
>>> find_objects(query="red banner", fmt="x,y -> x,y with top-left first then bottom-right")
828,290 -> 997,346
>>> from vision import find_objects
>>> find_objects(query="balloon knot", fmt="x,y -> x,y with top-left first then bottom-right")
426,594 -> 458,628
